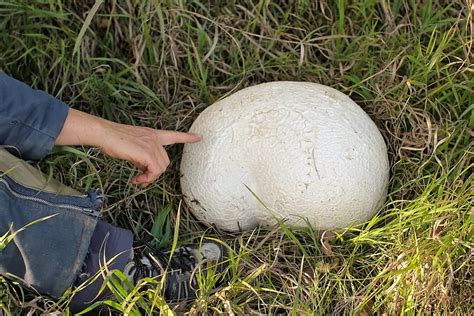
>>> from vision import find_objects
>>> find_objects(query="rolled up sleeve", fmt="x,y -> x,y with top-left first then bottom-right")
0,74 -> 69,160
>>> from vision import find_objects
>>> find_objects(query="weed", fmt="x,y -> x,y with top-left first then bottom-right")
0,0 -> 472,314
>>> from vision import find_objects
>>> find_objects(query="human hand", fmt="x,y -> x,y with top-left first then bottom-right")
56,109 -> 201,186
99,121 -> 201,186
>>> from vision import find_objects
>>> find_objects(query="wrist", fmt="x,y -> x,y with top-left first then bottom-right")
91,116 -> 116,150
56,108 -> 114,148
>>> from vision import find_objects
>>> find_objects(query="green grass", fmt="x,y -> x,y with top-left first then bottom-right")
0,0 -> 473,314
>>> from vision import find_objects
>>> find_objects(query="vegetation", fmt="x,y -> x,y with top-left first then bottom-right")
0,0 -> 472,314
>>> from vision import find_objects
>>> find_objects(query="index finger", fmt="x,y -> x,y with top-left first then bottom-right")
159,131 -> 202,145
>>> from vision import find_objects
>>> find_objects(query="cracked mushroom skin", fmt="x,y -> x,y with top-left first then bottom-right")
180,81 -> 389,232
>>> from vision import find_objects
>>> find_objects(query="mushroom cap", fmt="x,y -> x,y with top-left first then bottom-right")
180,81 -> 389,231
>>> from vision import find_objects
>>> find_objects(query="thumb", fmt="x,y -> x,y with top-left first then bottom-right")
159,131 -> 202,145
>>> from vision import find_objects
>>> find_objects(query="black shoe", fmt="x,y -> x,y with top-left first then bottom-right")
123,241 -> 228,302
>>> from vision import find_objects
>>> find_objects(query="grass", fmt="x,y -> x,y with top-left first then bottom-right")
0,0 -> 473,314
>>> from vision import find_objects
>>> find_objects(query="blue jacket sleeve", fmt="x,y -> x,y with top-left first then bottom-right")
0,74 -> 69,160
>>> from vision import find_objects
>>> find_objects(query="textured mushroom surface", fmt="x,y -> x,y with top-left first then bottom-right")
180,82 -> 389,231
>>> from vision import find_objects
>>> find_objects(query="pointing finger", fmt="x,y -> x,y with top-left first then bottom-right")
159,131 -> 202,145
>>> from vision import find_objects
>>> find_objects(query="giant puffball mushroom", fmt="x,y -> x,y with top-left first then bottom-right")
180,81 -> 389,232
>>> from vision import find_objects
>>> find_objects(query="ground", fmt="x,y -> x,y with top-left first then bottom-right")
0,0 -> 472,315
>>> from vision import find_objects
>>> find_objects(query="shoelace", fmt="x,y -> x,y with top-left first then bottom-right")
143,241 -> 200,272
130,257 -> 150,284
169,247 -> 197,272
131,244 -> 199,283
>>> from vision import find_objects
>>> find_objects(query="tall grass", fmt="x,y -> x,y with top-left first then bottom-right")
0,0 -> 472,314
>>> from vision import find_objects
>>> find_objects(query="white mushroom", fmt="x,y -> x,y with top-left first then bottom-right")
180,81 -> 389,232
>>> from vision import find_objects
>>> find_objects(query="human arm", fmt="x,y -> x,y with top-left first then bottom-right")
0,73 -> 200,186
55,109 -> 201,186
